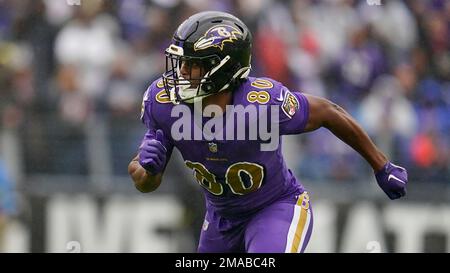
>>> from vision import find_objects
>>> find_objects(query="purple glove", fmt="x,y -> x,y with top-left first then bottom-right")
375,162 -> 408,200
139,129 -> 167,175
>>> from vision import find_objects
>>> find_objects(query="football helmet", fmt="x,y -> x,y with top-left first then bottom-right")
162,11 -> 252,104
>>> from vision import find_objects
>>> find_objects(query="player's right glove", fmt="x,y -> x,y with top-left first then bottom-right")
139,129 -> 167,175
375,162 -> 408,200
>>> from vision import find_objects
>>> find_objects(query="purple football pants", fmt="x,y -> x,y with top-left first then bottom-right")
198,191 -> 313,253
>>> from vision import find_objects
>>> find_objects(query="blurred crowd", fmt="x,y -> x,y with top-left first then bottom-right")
0,0 -> 449,187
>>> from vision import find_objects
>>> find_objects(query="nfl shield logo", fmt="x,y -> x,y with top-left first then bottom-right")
208,142 -> 218,153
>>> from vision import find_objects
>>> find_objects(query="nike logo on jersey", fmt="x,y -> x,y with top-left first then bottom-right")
276,89 -> 285,101
388,174 -> 406,184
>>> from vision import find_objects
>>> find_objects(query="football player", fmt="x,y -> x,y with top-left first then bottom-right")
128,11 -> 408,253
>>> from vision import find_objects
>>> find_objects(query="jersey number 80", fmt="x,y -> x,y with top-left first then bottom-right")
185,161 -> 264,196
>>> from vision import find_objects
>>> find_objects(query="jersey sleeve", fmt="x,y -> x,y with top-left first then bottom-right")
277,86 -> 310,135
262,80 -> 309,136
243,77 -> 310,136
140,85 -> 156,129
139,82 -> 174,162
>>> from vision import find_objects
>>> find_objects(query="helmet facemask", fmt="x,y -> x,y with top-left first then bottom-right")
162,44 -> 250,104
163,45 -> 222,104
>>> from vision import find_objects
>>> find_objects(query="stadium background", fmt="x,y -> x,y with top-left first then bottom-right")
0,0 -> 449,253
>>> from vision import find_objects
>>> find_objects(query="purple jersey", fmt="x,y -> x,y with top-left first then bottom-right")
140,76 -> 310,220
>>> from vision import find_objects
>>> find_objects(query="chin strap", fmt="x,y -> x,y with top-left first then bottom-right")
218,65 -> 251,92
203,55 -> 231,79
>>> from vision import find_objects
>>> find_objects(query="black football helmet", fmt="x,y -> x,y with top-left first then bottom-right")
162,11 -> 252,104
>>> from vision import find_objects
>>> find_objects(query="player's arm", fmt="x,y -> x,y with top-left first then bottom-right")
303,94 -> 387,171
128,129 -> 168,193
303,94 -> 408,199
128,155 -> 163,193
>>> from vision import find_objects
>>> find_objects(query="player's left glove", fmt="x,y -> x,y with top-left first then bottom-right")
375,162 -> 408,200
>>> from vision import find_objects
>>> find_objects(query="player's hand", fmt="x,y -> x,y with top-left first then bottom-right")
139,129 -> 167,175
375,162 -> 408,200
